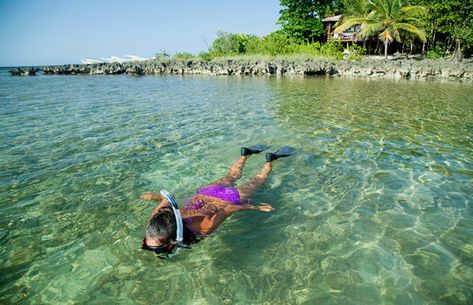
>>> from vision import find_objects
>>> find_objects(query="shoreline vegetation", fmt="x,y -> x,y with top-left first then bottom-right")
8,56 -> 473,81
8,0 -> 473,81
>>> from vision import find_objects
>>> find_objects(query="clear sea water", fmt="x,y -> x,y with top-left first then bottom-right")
1,68 -> 472,305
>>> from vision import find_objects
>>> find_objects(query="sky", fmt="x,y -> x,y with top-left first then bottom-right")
0,0 -> 281,66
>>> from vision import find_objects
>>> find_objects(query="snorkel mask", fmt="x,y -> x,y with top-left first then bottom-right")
142,190 -> 188,258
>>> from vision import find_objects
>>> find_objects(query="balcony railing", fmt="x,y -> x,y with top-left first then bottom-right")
327,31 -> 363,42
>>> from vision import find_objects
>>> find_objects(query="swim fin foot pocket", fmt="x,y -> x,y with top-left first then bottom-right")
241,144 -> 271,156
266,146 -> 300,162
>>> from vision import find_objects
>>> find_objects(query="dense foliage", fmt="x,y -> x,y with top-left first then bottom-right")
202,31 -> 362,60
410,0 -> 473,59
277,0 -> 472,58
277,0 -> 326,42
165,0 -> 472,60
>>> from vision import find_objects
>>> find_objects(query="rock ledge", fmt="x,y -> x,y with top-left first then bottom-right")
9,58 -> 473,81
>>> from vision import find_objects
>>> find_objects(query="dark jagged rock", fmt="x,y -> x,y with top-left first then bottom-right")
9,58 -> 473,81
9,67 -> 38,76
126,65 -> 144,75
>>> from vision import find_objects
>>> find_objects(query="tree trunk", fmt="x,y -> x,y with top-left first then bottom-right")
429,21 -> 437,51
431,28 -> 436,50
446,37 -> 452,51
452,39 -> 463,62
384,40 -> 388,60
375,40 -> 380,55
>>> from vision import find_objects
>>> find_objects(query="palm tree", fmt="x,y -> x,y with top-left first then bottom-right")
335,0 -> 427,60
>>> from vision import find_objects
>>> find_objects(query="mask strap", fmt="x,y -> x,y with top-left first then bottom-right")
160,190 -> 184,245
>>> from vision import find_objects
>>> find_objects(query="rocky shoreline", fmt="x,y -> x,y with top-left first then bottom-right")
9,57 -> 473,81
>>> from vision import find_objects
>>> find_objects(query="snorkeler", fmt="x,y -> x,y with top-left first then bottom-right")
140,145 -> 299,257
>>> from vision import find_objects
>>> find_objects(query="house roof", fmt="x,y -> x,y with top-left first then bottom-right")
322,15 -> 341,22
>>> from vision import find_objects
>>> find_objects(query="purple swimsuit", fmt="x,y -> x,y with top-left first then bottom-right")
195,185 -> 241,205
183,185 -> 241,237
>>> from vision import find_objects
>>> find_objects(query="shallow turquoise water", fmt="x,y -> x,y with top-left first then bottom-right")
1,69 -> 472,304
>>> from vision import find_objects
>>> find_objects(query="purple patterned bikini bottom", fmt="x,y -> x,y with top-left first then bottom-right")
195,185 -> 241,205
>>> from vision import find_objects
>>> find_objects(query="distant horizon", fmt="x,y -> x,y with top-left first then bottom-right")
0,0 -> 281,66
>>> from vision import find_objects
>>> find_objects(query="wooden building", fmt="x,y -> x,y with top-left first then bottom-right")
322,15 -> 363,42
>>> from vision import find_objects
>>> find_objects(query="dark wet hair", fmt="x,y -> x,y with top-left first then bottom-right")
145,208 -> 197,245
146,208 -> 176,243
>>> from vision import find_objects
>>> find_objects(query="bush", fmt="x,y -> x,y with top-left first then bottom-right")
346,44 -> 366,60
259,31 -> 295,55
209,31 -> 259,57
174,52 -> 194,59
320,41 -> 344,60
197,51 -> 213,61
289,42 -> 321,55
426,44 -> 447,59
202,30 -> 367,60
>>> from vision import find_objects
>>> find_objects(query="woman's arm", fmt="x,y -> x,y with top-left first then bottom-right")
140,193 -> 169,216
140,193 -> 164,201
150,199 -> 171,216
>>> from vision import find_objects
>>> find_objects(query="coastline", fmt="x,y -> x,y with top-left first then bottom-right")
8,56 -> 473,81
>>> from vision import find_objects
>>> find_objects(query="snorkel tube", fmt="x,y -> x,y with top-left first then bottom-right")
160,190 -> 184,246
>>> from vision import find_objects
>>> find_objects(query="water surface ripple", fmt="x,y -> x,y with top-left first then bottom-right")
1,70 -> 472,305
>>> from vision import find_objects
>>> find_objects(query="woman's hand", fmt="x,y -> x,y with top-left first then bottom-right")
256,203 -> 274,212
140,193 -> 163,200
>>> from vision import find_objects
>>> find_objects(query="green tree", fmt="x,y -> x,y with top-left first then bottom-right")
411,0 -> 473,60
340,0 -> 368,16
209,31 -> 258,56
278,0 -> 339,43
260,31 -> 296,55
336,0 -> 426,59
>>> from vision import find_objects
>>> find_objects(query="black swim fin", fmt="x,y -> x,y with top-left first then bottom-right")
266,146 -> 300,162
241,144 -> 271,156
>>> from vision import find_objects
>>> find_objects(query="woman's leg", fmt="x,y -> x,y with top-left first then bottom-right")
207,156 -> 249,187
237,162 -> 273,201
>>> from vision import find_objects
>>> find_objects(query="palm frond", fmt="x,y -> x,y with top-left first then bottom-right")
394,23 -> 427,42
366,10 -> 380,20
361,22 -> 384,36
366,0 -> 378,12
380,0 -> 390,19
368,0 -> 387,18
400,5 -> 427,17
392,29 -> 401,42
335,18 -> 366,32
390,0 -> 402,18
360,0 -> 371,14
402,17 -> 423,24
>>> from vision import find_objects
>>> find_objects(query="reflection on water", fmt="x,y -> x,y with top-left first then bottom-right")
1,71 -> 472,304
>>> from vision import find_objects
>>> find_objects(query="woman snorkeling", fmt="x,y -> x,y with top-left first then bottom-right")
140,145 -> 299,257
